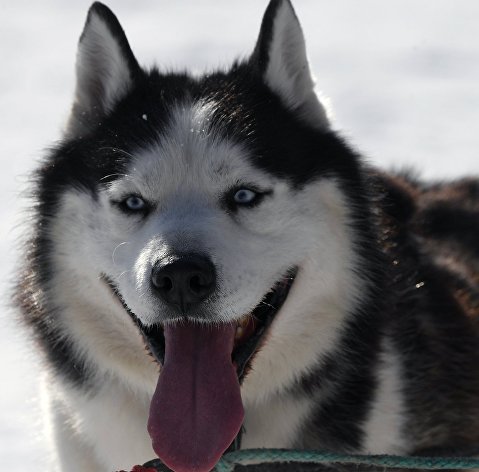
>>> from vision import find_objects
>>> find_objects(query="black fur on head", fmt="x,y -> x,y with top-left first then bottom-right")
46,0 -> 362,195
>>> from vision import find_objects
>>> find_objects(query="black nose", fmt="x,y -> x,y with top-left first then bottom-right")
151,254 -> 216,314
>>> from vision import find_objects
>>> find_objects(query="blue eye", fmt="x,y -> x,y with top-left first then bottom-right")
225,186 -> 272,212
233,188 -> 257,205
123,195 -> 147,212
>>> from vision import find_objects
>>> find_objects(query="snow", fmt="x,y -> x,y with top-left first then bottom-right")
0,0 -> 478,469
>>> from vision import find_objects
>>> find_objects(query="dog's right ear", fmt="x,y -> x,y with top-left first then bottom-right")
66,2 -> 140,137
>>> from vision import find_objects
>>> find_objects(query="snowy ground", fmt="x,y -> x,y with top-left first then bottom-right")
1,1 -> 478,469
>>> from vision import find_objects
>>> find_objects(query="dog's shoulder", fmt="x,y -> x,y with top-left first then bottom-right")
374,170 -> 479,321
368,169 -> 479,448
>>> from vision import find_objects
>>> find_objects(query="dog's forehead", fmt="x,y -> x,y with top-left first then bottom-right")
114,99 -> 273,198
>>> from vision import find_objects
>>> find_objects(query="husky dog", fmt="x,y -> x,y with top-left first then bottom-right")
17,0 -> 479,471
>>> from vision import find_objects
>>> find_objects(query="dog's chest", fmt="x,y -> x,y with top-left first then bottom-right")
241,394 -> 314,449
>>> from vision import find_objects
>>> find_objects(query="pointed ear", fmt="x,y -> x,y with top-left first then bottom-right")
66,2 -> 140,137
251,0 -> 330,129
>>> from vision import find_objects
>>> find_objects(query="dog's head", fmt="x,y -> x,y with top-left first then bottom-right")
36,1 -> 372,470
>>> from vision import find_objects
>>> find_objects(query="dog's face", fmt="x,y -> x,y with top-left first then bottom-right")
38,1 -> 368,470
103,103 -> 334,326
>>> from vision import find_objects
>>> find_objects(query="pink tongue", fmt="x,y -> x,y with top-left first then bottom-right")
147,323 -> 244,472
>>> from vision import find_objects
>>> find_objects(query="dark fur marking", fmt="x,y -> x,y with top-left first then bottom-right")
15,258 -> 92,387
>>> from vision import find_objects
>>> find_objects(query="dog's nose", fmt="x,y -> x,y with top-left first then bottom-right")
151,254 -> 216,314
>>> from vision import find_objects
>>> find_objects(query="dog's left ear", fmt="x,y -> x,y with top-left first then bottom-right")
66,2 -> 141,137
251,0 -> 329,129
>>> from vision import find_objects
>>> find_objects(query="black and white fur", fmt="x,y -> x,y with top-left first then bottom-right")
17,1 -> 479,471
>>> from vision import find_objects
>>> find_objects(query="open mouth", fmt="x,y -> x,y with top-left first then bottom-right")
102,268 -> 296,472
103,268 -> 296,380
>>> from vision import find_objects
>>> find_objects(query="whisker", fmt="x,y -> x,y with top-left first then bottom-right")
112,241 -> 129,266
98,146 -> 135,160
118,270 -> 130,281
99,173 -> 129,182
259,300 -> 277,310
